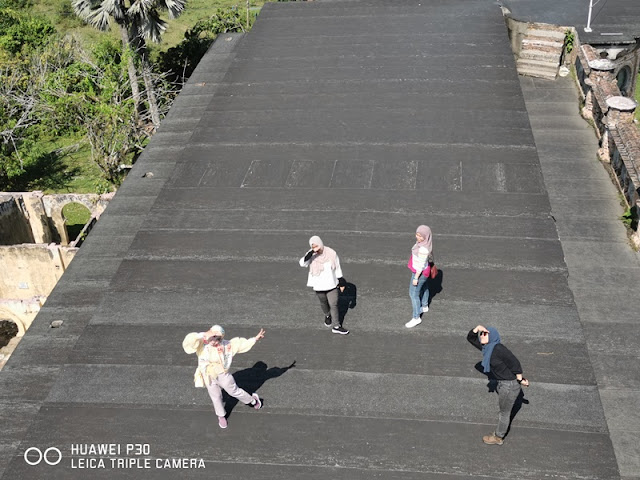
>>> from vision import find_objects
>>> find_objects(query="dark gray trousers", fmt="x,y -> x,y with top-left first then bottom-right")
496,379 -> 522,438
316,287 -> 339,326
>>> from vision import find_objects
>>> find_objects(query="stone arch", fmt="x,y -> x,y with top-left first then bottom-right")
44,195 -> 101,246
616,66 -> 632,97
61,202 -> 92,244
0,308 -> 27,338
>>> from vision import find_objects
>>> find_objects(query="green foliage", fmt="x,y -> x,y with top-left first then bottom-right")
0,140 -> 77,191
621,208 -> 638,230
1,0 -> 268,193
0,9 -> 55,55
0,0 -> 32,9
564,29 -> 575,54
0,35 -> 143,190
157,8 -> 247,84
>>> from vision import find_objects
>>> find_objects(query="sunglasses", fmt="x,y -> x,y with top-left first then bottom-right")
479,331 -> 488,336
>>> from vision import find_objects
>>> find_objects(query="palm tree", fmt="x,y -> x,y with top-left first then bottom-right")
71,0 -> 186,129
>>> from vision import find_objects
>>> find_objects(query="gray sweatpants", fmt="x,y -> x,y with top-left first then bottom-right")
316,287 -> 339,325
205,372 -> 253,417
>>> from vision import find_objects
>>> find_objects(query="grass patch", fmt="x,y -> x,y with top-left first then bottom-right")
62,202 -> 92,242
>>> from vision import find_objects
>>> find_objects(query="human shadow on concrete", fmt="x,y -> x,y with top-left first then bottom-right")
338,277 -> 357,326
224,360 -> 296,416
428,268 -> 443,305
473,363 -> 530,438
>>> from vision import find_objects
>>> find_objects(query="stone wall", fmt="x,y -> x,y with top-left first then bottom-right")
575,42 -> 640,246
0,191 -> 113,246
0,297 -> 44,370
0,243 -> 77,299
0,195 -> 35,245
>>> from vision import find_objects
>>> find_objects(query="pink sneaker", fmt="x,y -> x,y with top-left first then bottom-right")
218,416 -> 227,429
252,393 -> 262,410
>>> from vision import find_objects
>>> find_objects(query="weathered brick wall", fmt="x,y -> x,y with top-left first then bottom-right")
574,42 -> 640,244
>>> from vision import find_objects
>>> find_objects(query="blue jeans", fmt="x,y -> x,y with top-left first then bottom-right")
409,273 -> 429,318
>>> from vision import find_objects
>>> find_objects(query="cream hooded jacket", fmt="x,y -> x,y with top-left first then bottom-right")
182,333 -> 257,387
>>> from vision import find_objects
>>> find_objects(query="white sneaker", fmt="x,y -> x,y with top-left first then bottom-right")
421,306 -> 429,313
405,318 -> 422,328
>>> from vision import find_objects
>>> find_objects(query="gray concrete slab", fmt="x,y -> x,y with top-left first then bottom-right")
610,431 -> 640,479
590,352 -> 640,390
0,366 -> 61,402
141,209 -> 559,239
5,335 -> 78,366
1,405 -> 619,480
44,365 -> 606,434
524,72 -> 638,480
562,241 -> 640,268
552,214 -> 630,241
64,325 -> 594,385
152,188 -> 553,218
125,231 -> 566,272
20,309 -> 92,337
108,259 -> 574,307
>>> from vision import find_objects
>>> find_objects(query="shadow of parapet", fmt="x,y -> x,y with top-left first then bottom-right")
223,360 -> 296,415
338,277 -> 357,326
428,268 -> 443,305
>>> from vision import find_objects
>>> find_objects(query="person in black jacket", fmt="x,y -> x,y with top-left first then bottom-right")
467,324 -> 529,445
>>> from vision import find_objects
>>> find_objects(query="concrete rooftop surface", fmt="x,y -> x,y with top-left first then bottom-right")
1,0 -> 639,479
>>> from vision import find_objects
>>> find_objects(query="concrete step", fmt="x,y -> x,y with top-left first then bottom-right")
519,49 -> 563,63
518,67 -> 558,80
516,61 -> 559,79
517,58 -> 561,72
522,38 -> 565,49
525,27 -> 567,41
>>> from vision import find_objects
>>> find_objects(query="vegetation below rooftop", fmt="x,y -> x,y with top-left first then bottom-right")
0,0 -> 271,194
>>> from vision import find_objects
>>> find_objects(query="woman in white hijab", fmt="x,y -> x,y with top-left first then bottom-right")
299,235 -> 349,335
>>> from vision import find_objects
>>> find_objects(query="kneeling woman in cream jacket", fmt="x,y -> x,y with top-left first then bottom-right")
183,325 -> 265,429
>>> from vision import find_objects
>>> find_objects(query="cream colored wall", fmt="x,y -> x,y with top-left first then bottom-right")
0,298 -> 43,370
0,244 -> 78,299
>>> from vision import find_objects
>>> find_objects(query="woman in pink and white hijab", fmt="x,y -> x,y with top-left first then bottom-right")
406,225 -> 432,328
299,235 -> 348,335
182,325 -> 265,429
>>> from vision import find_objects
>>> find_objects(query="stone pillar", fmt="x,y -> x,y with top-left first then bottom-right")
21,191 -> 53,244
601,96 -> 637,163
47,244 -> 67,284
582,79 -> 594,120
50,207 -> 69,246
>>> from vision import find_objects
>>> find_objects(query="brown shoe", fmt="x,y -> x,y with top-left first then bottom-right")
482,433 -> 503,445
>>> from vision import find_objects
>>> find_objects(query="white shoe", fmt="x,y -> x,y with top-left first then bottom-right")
405,318 -> 422,328
421,306 -> 429,313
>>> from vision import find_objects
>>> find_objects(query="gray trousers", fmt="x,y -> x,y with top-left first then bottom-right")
496,379 -> 522,438
316,287 -> 339,325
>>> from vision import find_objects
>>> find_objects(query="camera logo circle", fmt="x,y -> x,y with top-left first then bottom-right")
24,447 -> 62,466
